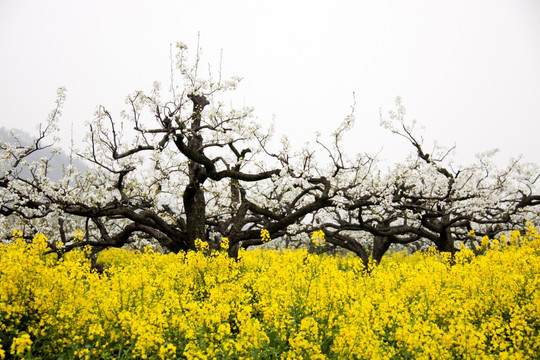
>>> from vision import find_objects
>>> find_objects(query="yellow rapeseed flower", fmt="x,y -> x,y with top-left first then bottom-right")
260,229 -> 271,243
10,333 -> 32,356
0,225 -> 538,358
11,229 -> 22,240
220,237 -> 229,250
73,229 -> 84,244
194,238 -> 209,252
312,230 -> 326,247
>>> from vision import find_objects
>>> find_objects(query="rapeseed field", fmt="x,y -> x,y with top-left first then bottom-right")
0,226 -> 539,359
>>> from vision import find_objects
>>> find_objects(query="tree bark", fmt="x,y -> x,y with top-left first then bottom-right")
183,94 -> 210,244
372,236 -> 392,264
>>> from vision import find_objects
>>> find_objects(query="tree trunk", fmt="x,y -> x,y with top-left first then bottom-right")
372,236 -> 392,264
228,240 -> 241,258
184,182 -> 206,244
183,94 -> 210,245
436,227 -> 456,254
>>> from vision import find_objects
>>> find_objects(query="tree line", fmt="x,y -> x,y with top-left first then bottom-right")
1,43 -> 539,266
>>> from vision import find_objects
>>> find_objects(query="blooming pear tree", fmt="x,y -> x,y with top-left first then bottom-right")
0,44 -> 360,257
0,88 -> 68,234
316,97 -> 540,264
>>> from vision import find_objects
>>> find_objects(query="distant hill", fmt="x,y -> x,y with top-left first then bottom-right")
0,127 -> 87,182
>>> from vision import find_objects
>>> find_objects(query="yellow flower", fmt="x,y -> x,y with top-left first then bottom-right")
10,333 -> 32,356
73,230 -> 84,244
195,238 -> 209,252
158,343 -> 177,360
312,230 -> 326,247
32,233 -> 49,251
11,229 -> 22,239
220,237 -> 229,250
1,226 -> 539,359
510,230 -> 520,246
260,229 -> 271,243
55,240 -> 65,250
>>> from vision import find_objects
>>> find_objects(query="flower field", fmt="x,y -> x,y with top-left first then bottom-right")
1,228 -> 539,359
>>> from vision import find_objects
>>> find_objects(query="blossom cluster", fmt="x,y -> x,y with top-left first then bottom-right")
0,228 -> 539,359
260,229 -> 271,244
311,230 -> 326,247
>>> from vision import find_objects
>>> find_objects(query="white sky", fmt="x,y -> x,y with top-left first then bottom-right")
1,0 -> 539,168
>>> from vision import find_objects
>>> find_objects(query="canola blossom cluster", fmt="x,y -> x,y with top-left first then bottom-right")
0,228 -> 539,359
311,230 -> 326,247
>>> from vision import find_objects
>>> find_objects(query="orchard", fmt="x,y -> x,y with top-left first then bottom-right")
1,43 -> 539,359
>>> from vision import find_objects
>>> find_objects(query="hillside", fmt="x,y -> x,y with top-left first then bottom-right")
0,127 -> 86,181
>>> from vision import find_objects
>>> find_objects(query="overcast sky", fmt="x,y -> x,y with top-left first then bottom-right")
1,0 -> 539,168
